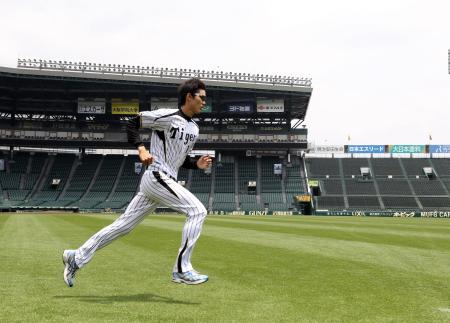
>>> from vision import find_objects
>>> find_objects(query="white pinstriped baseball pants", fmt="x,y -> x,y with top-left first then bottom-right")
74,170 -> 207,273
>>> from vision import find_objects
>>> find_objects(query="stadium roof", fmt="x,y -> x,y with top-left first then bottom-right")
6,58 -> 313,94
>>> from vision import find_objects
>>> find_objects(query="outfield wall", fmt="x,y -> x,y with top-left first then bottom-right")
315,210 -> 450,218
208,209 -> 450,218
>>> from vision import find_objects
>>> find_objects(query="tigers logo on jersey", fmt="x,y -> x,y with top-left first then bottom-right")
169,126 -> 197,145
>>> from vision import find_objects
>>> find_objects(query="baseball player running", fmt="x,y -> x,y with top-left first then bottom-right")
62,78 -> 212,286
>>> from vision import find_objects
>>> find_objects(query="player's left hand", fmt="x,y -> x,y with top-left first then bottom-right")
197,155 -> 213,170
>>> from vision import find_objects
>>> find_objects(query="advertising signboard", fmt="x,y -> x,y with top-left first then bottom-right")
111,99 -> 139,115
429,145 -> 450,153
256,99 -> 284,113
223,102 -> 254,113
310,145 -> 344,153
389,145 -> 426,153
77,98 -> 106,114
274,163 -> 282,175
346,145 -> 386,153
134,162 -> 142,174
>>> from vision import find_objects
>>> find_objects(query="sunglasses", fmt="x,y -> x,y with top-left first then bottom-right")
195,93 -> 207,101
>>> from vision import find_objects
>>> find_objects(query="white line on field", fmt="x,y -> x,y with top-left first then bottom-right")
438,308 -> 450,313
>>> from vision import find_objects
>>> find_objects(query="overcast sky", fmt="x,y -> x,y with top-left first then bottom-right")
1,0 -> 449,145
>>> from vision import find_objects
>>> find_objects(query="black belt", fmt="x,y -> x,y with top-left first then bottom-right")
152,170 -> 176,181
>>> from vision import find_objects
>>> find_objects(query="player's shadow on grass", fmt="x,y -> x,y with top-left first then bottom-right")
54,293 -> 200,305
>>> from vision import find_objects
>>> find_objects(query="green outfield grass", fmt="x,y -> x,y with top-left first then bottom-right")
0,213 -> 449,322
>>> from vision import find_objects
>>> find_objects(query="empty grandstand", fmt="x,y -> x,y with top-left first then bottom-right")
307,152 -> 450,214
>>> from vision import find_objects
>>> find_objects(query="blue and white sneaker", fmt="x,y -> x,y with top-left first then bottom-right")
172,270 -> 208,285
62,249 -> 79,287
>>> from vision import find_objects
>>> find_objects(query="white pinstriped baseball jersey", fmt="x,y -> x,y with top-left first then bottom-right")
140,108 -> 199,180
73,107 -> 208,275
66,79 -> 210,286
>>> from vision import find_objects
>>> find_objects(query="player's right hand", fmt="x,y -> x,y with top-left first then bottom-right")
138,146 -> 154,166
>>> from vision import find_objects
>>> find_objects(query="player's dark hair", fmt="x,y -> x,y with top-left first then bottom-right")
178,78 -> 206,107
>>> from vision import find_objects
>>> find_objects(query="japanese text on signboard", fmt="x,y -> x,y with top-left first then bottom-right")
389,145 -> 426,153
346,145 -> 386,153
